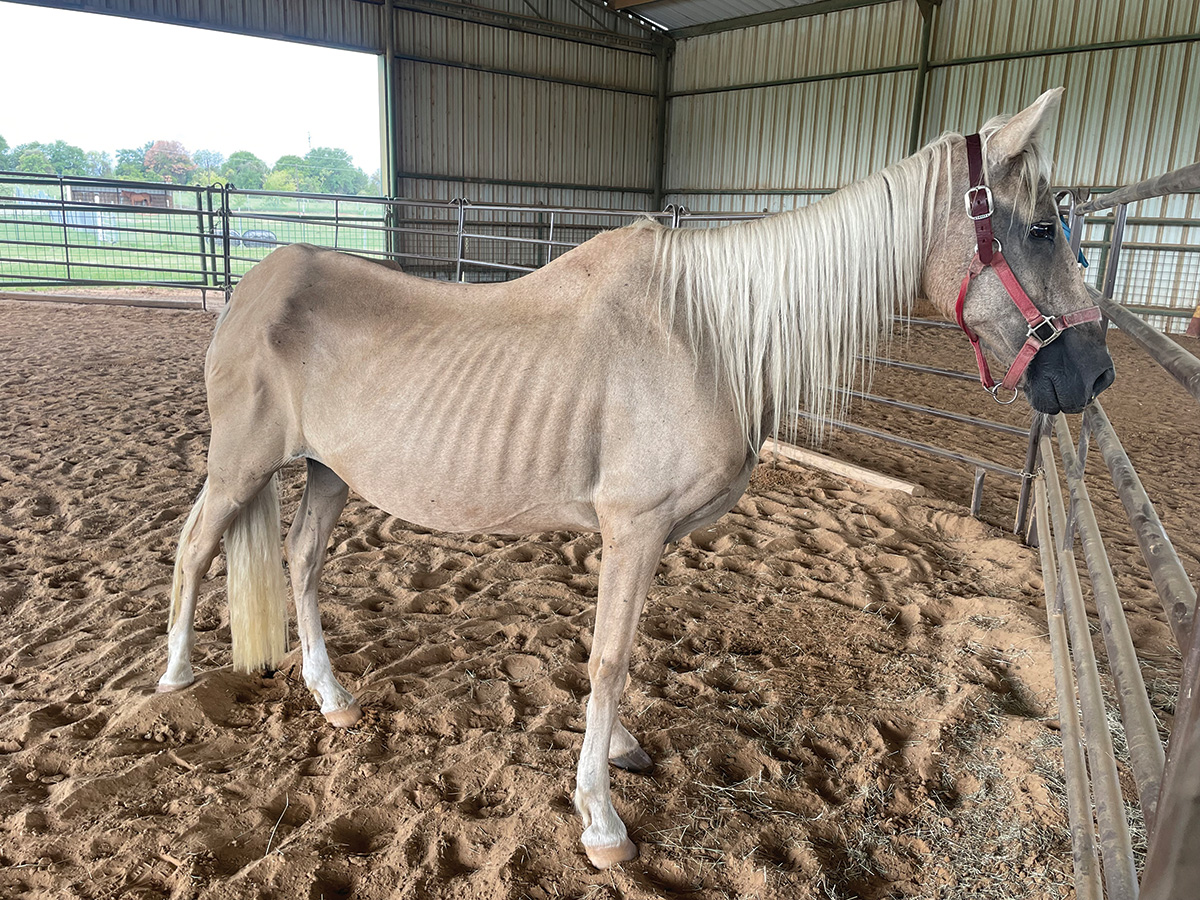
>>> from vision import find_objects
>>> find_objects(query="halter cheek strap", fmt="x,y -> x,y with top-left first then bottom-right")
955,133 -> 1103,401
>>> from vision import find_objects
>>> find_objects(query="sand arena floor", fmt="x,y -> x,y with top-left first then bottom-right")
0,296 -> 1196,900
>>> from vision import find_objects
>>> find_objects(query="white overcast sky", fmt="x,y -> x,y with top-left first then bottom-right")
0,1 -> 382,172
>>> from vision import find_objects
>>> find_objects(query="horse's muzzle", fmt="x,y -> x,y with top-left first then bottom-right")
1023,328 -> 1115,414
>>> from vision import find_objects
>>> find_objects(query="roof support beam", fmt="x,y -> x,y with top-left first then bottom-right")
907,0 -> 936,154
652,40 -> 673,209
396,0 -> 663,53
670,0 -> 894,40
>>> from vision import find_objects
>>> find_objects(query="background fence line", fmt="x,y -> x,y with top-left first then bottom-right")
3,171 -> 1199,332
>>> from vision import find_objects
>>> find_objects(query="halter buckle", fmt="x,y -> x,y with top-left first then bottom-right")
1028,315 -> 1063,346
964,185 -> 994,220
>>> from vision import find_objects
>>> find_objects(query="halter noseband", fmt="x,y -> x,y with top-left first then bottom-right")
954,133 -> 1102,403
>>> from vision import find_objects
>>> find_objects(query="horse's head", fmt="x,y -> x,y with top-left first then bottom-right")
923,88 -> 1115,414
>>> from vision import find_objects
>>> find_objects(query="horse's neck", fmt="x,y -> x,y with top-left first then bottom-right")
670,154 -> 931,448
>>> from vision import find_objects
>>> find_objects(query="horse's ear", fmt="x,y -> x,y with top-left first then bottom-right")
987,87 -> 1063,166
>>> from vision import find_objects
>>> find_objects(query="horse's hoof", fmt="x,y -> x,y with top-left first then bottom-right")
585,838 -> 638,870
155,678 -> 193,693
610,747 -> 654,774
323,702 -> 362,728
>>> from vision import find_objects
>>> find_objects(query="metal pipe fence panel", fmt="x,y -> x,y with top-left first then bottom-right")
0,175 -> 213,291
1031,164 -> 1200,900
1072,191 -> 1200,335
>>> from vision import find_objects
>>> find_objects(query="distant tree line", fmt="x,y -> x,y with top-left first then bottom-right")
0,135 -> 382,196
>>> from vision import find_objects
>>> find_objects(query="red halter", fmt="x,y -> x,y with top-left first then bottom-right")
954,133 -> 1102,403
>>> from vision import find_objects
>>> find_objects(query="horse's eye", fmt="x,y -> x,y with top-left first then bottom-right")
1029,221 -> 1057,242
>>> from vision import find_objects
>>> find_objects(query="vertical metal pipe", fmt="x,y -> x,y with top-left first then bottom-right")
1102,203 -> 1129,301
1014,413 -> 1044,538
970,467 -> 985,517
221,185 -> 233,302
58,177 -> 72,282
454,199 -> 467,282
205,184 -> 217,291
1069,189 -> 1087,262
536,211 -> 545,268
195,189 -> 210,311
652,40 -> 673,211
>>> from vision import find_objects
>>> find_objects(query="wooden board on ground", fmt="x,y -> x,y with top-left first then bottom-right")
763,438 -> 926,496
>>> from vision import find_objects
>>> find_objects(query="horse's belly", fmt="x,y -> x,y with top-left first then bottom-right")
359,485 -> 599,536
308,434 -> 602,536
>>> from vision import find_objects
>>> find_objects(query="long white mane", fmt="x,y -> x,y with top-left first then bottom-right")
651,116 -> 1048,450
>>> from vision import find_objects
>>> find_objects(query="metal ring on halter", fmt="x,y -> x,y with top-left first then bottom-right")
991,237 -> 1002,254
987,383 -> 1019,404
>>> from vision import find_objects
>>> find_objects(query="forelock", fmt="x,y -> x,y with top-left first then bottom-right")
978,114 -> 1053,218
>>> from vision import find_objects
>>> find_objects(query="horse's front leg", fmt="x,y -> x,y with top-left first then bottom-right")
574,520 -> 666,869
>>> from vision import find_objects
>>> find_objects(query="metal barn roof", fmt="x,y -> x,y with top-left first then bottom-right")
604,0 -> 896,38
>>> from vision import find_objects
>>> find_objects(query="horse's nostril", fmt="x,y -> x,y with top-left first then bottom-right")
1092,365 -> 1116,399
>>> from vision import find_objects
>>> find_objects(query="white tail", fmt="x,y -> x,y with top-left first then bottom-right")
224,473 -> 289,672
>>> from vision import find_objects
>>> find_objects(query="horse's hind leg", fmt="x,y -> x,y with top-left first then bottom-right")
285,459 -> 358,726
574,520 -> 668,869
158,480 -> 258,691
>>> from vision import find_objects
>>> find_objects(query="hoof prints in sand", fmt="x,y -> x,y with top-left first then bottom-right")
0,300 -> 1106,900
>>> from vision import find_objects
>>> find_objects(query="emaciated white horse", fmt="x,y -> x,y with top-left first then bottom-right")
157,89 -> 1113,868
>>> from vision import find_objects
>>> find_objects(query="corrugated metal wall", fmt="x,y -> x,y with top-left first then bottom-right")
398,11 -> 654,92
931,0 -> 1200,61
924,0 -> 1200,187
397,61 -> 654,187
668,0 -> 1200,197
667,70 -> 916,211
665,0 -> 1200,328
672,2 -> 918,93
383,0 -> 663,269
665,1 -> 922,211
393,6 -> 659,205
